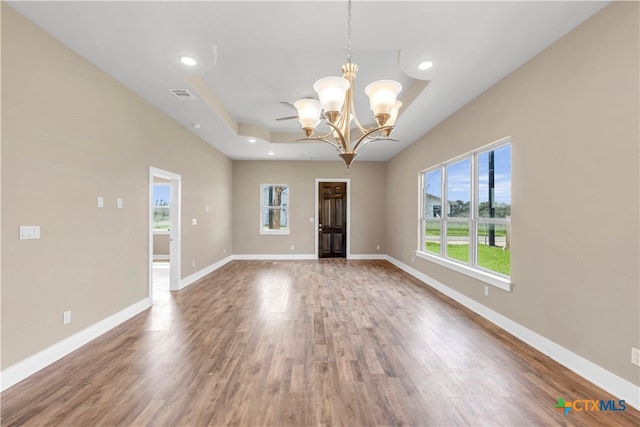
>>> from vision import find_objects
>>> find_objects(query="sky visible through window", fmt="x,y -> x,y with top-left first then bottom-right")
478,145 -> 511,205
425,145 -> 511,204
153,185 -> 170,206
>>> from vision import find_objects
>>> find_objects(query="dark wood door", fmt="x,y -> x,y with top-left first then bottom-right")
318,182 -> 347,258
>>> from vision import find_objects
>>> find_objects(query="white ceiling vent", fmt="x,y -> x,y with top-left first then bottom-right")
169,89 -> 196,100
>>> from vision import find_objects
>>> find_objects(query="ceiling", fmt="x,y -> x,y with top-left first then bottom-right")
9,1 -> 608,162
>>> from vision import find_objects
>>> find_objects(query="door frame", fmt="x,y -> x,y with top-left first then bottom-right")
314,178 -> 350,259
149,167 -> 181,299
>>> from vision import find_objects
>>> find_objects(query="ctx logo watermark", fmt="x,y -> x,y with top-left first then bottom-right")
555,398 -> 627,415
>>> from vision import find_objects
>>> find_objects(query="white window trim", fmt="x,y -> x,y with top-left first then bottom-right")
260,183 -> 290,235
418,137 -> 512,291
415,249 -> 512,291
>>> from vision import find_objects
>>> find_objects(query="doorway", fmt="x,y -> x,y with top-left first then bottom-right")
149,167 -> 181,301
315,179 -> 350,258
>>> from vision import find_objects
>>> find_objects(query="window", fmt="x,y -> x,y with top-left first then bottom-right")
260,184 -> 289,234
418,139 -> 511,289
153,183 -> 170,231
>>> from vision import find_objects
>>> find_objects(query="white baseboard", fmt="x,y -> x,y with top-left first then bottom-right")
232,254 -> 316,261
179,255 -> 234,289
349,254 -> 386,260
231,254 -> 386,261
385,255 -> 640,411
0,297 -> 151,392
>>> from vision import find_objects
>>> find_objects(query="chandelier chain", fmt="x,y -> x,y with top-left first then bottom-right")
347,0 -> 352,64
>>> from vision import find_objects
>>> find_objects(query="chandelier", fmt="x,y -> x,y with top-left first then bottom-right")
293,0 -> 402,169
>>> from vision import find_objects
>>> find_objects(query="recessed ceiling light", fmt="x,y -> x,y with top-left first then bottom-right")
418,60 -> 434,71
179,55 -> 198,66
248,138 -> 257,143
267,151 -> 275,156
191,123 -> 201,129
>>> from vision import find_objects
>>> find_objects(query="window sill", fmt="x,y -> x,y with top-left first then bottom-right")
259,230 -> 290,235
153,229 -> 170,235
415,250 -> 512,292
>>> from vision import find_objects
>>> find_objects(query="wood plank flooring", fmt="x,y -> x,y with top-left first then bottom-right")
2,259 -> 639,426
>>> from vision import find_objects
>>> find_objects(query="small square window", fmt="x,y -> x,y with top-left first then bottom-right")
260,184 -> 289,234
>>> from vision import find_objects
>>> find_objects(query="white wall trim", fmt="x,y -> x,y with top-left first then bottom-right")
149,166 -> 182,296
179,255 -> 235,289
385,255 -> 640,410
232,254 -> 316,261
232,254 -> 386,261
349,254 -> 387,260
0,298 -> 151,392
153,254 -> 170,261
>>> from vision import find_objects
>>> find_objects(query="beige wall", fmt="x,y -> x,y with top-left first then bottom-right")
233,161 -> 386,256
1,5 -> 233,368
386,2 -> 639,385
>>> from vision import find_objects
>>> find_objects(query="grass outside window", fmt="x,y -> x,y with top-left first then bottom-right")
425,242 -> 510,276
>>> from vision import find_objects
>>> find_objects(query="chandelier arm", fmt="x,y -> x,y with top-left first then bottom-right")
348,89 -> 370,135
323,120 -> 348,150
355,136 -> 399,151
307,123 -> 346,149
352,125 -> 394,151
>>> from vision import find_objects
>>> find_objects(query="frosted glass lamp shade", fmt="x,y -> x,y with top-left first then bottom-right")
365,80 -> 402,116
294,98 -> 322,129
313,77 -> 350,113
386,100 -> 403,127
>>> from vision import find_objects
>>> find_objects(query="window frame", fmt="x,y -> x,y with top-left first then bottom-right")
417,138 -> 512,291
260,183 -> 290,235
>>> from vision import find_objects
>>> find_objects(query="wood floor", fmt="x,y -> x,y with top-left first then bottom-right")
2,259 -> 639,426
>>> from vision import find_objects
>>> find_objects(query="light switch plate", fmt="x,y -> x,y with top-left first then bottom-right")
117,198 -> 123,209
19,226 -> 40,240
632,347 -> 640,367
97,197 -> 104,208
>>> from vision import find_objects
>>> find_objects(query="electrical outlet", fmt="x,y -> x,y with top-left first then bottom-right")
632,347 -> 640,367
484,286 -> 489,297
376,245 -> 380,250
290,245 -> 295,251
192,260 -> 196,267
63,310 -> 71,325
